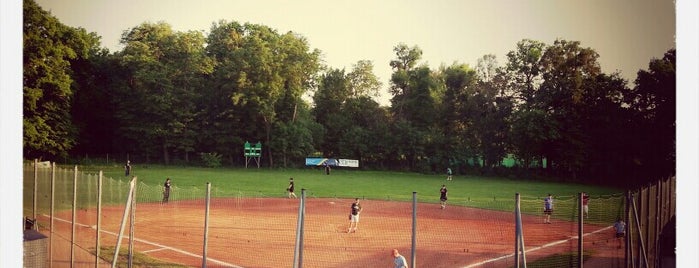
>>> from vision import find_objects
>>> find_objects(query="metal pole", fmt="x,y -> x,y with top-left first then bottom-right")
96,171 -> 103,267
202,182 -> 211,268
299,189 -> 306,267
128,177 -> 137,268
518,194 -> 526,267
33,159 -> 38,222
411,191 -> 417,268
112,177 -> 136,268
49,162 -> 56,266
631,193 -> 649,267
293,189 -> 306,268
71,165 -> 78,267
515,193 -> 520,268
578,192 -> 583,268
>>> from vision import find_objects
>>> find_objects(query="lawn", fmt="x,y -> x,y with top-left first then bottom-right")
77,163 -> 622,204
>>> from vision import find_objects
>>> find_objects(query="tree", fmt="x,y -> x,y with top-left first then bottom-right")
204,21 -> 320,167
389,43 -> 424,121
114,22 -> 211,164
23,0 -> 99,160
312,68 -> 349,157
537,39 -> 602,177
347,60 -> 382,98
626,49 -> 676,182
504,39 -> 546,109
439,63 -> 479,169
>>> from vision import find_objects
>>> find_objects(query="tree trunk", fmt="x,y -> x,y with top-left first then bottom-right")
163,143 -> 170,165
264,116 -> 273,168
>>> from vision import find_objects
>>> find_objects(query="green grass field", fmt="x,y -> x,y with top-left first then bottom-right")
77,164 -> 622,204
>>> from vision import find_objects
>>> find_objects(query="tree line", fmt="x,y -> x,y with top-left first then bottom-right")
23,0 -> 675,187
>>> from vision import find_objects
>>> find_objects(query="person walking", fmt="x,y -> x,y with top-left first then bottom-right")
162,178 -> 172,203
543,193 -> 554,223
392,249 -> 408,268
614,218 -> 626,249
439,185 -> 448,209
347,198 -> 362,233
287,178 -> 297,198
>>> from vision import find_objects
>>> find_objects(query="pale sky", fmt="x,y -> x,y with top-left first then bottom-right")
34,0 -> 676,105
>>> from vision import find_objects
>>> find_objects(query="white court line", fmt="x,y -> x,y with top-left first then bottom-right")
44,214 -> 244,268
462,225 -> 614,268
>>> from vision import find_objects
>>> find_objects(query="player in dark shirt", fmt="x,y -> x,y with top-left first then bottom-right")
347,198 -> 362,233
287,178 -> 297,198
440,185 -> 448,209
162,178 -> 171,203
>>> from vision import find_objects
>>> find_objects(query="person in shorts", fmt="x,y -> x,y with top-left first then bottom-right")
347,198 -> 362,233
287,177 -> 297,198
543,193 -> 554,223
162,178 -> 171,203
439,185 -> 448,209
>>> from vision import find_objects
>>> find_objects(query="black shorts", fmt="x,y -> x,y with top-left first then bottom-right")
615,232 -> 625,238
440,197 -> 447,202
544,209 -> 553,215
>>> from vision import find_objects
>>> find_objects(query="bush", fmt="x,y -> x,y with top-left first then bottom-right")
199,152 -> 222,168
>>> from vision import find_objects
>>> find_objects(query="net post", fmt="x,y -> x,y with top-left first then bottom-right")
32,159 -> 38,223
514,193 -> 520,267
112,177 -> 137,267
578,192 -> 583,268
128,177 -> 137,267
202,182 -> 212,267
293,188 -> 306,268
411,191 -> 417,268
95,171 -> 103,267
514,192 -> 526,267
71,165 -> 78,267
49,162 -> 55,266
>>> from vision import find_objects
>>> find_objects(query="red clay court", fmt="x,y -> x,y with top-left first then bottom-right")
40,197 -> 623,267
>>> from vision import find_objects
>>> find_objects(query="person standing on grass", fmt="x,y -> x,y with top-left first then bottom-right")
287,178 -> 297,198
543,193 -> 554,223
392,249 -> 408,268
162,178 -> 172,203
446,167 -> 453,181
324,161 -> 331,175
614,218 -> 626,248
439,185 -> 448,209
347,198 -> 362,233
124,160 -> 131,176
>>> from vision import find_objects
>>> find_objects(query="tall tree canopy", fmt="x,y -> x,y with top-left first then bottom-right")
22,2 -> 675,186
23,0 -> 101,160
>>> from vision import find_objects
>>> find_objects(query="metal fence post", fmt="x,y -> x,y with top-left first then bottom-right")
578,192 -> 583,268
71,165 -> 78,267
96,171 -> 103,267
112,177 -> 137,268
202,182 -> 211,268
411,191 -> 417,268
293,189 -> 306,268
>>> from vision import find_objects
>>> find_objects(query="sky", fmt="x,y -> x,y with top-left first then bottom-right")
1,0 -> 697,266
32,0 -> 676,105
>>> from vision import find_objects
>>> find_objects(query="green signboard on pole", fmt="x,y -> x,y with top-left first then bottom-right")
244,141 -> 262,168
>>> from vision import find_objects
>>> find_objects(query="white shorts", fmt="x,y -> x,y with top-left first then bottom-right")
350,214 -> 360,222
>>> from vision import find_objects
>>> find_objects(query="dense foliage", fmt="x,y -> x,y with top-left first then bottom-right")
23,0 -> 675,187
